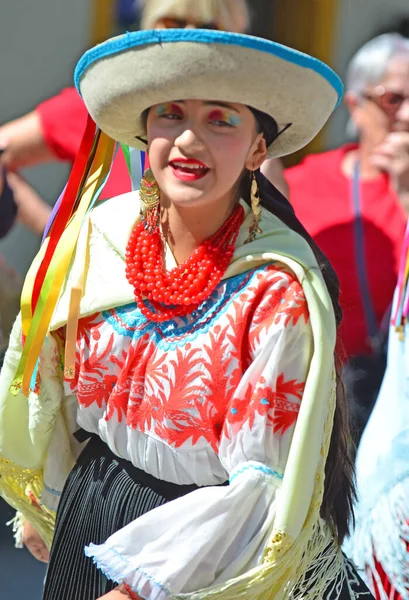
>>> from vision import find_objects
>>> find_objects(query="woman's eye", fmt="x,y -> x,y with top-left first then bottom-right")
155,104 -> 183,120
208,110 -> 239,128
210,118 -> 233,127
162,112 -> 183,120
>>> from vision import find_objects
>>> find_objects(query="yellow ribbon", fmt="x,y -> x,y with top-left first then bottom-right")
64,217 -> 92,379
12,132 -> 115,396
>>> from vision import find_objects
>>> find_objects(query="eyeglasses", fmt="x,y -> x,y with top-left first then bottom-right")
363,85 -> 409,116
160,17 -> 221,30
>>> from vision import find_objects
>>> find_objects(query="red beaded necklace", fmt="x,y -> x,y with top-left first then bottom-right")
125,204 -> 245,322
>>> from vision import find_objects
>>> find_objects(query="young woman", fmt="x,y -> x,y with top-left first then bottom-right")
0,29 -> 371,599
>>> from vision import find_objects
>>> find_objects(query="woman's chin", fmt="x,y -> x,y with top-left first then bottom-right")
165,184 -> 211,207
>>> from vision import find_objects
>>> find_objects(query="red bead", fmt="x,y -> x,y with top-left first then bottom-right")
125,205 -> 244,322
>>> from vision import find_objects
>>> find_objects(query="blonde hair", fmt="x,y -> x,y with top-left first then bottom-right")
141,0 -> 249,33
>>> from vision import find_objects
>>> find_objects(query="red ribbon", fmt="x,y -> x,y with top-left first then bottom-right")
31,115 -> 97,313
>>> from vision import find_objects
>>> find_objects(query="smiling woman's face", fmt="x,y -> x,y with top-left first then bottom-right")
146,99 -> 267,209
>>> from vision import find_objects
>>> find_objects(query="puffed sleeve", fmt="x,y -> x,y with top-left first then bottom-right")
85,271 -> 313,599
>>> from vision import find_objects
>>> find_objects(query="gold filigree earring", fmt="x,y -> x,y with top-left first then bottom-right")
139,166 -> 160,233
245,171 -> 262,244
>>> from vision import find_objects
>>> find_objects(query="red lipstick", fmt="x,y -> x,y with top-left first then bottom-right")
169,158 -> 210,181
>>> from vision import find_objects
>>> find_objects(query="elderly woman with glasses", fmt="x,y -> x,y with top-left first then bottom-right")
341,35 -> 409,600
286,33 -> 409,440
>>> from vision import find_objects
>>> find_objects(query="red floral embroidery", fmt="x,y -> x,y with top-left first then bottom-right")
226,374 -> 304,435
193,326 -> 241,450
226,297 -> 252,373
150,345 -> 207,445
129,323 -> 245,451
76,312 -> 104,346
75,333 -> 115,408
274,281 -> 309,327
107,335 -> 152,423
250,269 -> 309,348
68,263 -> 309,451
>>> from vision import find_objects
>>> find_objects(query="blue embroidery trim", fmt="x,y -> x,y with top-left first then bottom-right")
102,265 -> 269,350
85,543 -> 172,598
43,484 -> 62,497
75,29 -> 343,104
229,464 -> 283,483
102,303 -> 150,338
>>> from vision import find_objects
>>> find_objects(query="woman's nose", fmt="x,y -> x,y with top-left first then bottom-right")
174,127 -> 204,151
396,98 -> 409,125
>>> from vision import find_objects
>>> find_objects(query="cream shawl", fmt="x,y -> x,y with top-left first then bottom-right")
0,192 -> 342,599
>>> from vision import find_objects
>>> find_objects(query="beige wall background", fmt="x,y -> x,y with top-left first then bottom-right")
0,0 -> 92,274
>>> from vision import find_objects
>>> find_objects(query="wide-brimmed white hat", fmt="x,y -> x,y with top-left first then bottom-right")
75,29 -> 343,158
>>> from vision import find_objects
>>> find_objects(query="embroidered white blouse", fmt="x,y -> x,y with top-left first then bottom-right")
43,260 -> 312,598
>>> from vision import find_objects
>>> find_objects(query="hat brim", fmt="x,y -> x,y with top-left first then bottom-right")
75,29 -> 343,158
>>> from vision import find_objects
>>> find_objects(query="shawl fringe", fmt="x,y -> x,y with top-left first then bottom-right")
347,478 -> 409,599
0,455 -> 56,548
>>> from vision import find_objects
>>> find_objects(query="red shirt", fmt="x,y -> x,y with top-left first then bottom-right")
36,87 -> 131,200
286,144 -> 407,357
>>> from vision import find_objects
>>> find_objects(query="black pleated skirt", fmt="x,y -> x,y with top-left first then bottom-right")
43,433 -> 200,599
42,433 -> 373,600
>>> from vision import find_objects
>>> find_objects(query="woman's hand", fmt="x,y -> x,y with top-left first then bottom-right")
6,172 -> 51,235
371,131 -> 409,213
97,584 -> 142,599
22,520 -> 50,563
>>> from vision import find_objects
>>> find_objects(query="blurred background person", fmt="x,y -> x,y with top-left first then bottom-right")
0,0 -> 287,224
140,0 -> 249,30
0,168 -> 51,365
0,169 -> 22,364
285,33 -> 409,440
345,240 -> 409,599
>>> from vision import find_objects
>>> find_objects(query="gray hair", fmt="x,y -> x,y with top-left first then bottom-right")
346,33 -> 409,96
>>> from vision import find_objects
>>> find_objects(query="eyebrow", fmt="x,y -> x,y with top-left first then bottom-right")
204,101 -> 241,114
172,100 -> 241,114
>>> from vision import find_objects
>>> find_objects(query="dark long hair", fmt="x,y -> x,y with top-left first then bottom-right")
140,104 -> 355,541
244,110 -> 356,544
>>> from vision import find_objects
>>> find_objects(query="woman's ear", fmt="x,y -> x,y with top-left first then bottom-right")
245,133 -> 268,171
345,91 -> 361,125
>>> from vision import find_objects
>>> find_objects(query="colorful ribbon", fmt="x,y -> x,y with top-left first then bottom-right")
392,219 -> 409,337
12,129 -> 115,396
